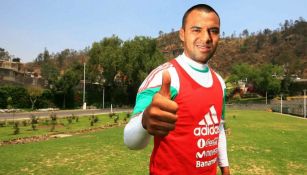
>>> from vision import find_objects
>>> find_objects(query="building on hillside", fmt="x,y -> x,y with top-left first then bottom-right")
0,59 -> 45,87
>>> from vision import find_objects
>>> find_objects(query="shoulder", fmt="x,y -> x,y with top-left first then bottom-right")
211,69 -> 226,90
138,61 -> 179,93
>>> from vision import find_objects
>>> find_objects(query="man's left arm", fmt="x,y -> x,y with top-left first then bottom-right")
218,87 -> 230,175
218,123 -> 230,175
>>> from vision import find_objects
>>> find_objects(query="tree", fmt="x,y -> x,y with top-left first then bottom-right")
227,63 -> 255,83
88,35 -> 123,87
228,63 -> 283,98
0,86 -> 30,108
283,20 -> 290,31
270,33 -> 278,44
35,48 -> 50,65
159,30 -> 164,36
255,64 -> 283,97
35,53 -> 44,64
88,35 -> 124,105
242,29 -> 249,38
0,87 -> 8,108
56,49 -> 70,69
3,86 -> 30,108
263,28 -> 272,35
41,60 -> 60,86
54,49 -> 82,69
0,48 -> 11,60
27,86 -> 43,110
43,48 -> 50,62
122,36 -> 166,104
87,35 -> 165,106
280,75 -> 292,95
231,31 -> 236,38
54,63 -> 82,108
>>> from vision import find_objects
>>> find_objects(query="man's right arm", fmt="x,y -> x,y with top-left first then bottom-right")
124,112 -> 151,150
124,65 -> 179,150
124,86 -> 161,149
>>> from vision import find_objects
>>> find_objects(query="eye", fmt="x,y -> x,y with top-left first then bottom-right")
192,29 -> 201,33
209,28 -> 220,35
191,27 -> 201,33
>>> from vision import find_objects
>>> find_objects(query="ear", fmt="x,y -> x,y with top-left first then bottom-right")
179,28 -> 185,42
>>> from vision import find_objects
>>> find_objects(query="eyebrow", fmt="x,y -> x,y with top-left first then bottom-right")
210,27 -> 220,31
190,26 -> 220,30
190,26 -> 202,30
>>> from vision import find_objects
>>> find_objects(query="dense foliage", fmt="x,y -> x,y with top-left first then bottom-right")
227,63 -> 283,99
0,18 -> 306,109
87,36 -> 166,106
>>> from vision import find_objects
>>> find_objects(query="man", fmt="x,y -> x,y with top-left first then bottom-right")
124,4 -> 230,175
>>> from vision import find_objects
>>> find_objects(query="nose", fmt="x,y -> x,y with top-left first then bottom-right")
201,30 -> 212,44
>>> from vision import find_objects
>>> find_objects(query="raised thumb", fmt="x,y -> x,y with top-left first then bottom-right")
159,70 -> 171,98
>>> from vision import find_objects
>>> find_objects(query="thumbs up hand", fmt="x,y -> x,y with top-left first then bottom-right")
142,70 -> 179,137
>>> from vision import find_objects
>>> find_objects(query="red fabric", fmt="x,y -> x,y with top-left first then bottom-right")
150,59 -> 223,175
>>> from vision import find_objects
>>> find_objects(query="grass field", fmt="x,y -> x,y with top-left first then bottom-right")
225,110 -> 307,175
0,110 -> 306,175
0,113 -> 128,142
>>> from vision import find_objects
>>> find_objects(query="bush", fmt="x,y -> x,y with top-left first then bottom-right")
109,113 -> 120,123
124,113 -> 131,122
66,116 -> 73,129
75,116 -> 79,122
0,86 -> 30,108
241,93 -> 260,98
114,115 -> 119,123
31,115 -> 38,131
67,116 -> 73,124
50,113 -> 57,132
232,93 -> 241,101
0,120 -> 6,127
13,122 -> 20,135
89,115 -> 99,126
22,120 -> 28,127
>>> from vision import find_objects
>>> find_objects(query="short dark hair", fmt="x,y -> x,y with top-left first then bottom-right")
182,4 -> 220,29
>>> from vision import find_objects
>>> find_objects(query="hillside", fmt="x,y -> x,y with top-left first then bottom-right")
2,19 -> 305,80
157,19 -> 307,78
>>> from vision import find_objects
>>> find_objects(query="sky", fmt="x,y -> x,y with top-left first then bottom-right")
0,0 -> 306,63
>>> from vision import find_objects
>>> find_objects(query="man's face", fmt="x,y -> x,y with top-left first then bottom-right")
180,10 -> 220,64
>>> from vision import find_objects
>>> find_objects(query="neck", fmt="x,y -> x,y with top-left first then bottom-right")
182,53 -> 209,72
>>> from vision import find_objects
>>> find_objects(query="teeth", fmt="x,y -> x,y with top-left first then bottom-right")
196,44 -> 207,47
197,45 -> 208,48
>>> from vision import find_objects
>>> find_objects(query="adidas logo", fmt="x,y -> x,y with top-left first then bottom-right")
198,106 -> 219,126
194,106 -> 220,136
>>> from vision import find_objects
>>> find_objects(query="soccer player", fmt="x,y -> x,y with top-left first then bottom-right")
124,4 -> 230,175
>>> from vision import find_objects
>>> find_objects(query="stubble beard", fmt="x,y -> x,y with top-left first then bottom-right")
189,46 -> 217,64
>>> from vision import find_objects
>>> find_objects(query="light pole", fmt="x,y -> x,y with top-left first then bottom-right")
280,94 -> 283,114
103,87 -> 105,109
304,89 -> 306,118
101,78 -> 106,109
83,62 -> 86,110
266,91 -> 268,105
94,81 -> 105,109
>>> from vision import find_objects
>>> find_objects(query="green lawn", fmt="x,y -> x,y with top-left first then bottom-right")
0,110 -> 306,175
0,113 -> 128,142
225,110 -> 307,175
0,126 -> 153,175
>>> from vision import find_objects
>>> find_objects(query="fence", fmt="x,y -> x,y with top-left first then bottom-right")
227,99 -> 306,118
271,101 -> 306,117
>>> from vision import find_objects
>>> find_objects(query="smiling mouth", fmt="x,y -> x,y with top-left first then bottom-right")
196,45 -> 211,52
